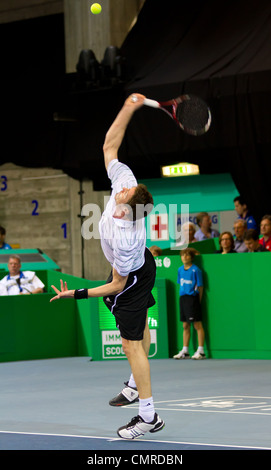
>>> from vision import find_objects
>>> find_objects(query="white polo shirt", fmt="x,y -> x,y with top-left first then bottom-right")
99,159 -> 146,276
0,271 -> 45,295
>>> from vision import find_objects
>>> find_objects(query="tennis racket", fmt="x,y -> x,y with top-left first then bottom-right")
133,94 -> 211,136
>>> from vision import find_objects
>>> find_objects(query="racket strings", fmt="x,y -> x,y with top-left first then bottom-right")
176,98 -> 210,135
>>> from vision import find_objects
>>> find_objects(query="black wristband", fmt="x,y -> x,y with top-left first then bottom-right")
74,288 -> 88,300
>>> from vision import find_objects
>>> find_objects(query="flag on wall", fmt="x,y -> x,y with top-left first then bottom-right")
150,213 -> 169,241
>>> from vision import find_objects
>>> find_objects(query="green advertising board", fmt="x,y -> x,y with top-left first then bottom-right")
51,274 -> 169,361
97,284 -> 165,360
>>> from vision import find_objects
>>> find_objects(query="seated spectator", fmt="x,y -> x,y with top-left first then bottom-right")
217,232 -> 237,254
149,245 -> 162,257
176,221 -> 197,246
194,212 -> 220,241
0,226 -> 12,250
233,219 -> 248,253
233,196 -> 258,231
259,215 -> 271,252
244,229 -> 268,252
0,255 -> 45,295
183,221 -> 197,244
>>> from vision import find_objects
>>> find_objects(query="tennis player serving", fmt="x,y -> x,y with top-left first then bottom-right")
50,93 -> 165,439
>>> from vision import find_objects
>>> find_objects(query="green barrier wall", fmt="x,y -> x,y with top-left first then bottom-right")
163,237 -> 220,256
1,250 -> 270,362
154,252 -> 271,359
0,271 -> 168,362
0,294 -> 77,362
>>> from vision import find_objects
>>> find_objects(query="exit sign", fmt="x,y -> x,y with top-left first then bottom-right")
162,162 -> 200,177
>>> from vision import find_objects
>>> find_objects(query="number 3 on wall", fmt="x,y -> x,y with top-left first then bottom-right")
1,175 -> 7,191
31,200 -> 39,216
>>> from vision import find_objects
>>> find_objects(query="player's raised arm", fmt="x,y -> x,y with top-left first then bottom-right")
103,93 -> 145,170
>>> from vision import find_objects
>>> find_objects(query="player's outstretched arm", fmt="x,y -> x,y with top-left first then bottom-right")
50,270 -> 128,302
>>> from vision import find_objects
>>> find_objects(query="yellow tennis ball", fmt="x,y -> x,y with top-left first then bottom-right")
90,3 -> 102,14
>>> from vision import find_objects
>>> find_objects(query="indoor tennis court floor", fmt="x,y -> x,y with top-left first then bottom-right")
0,356 -> 270,457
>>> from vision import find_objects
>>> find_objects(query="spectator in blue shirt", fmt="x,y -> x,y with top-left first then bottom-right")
233,196 -> 258,232
233,219 -> 248,253
194,212 -> 220,241
0,226 -> 12,250
173,247 -> 206,360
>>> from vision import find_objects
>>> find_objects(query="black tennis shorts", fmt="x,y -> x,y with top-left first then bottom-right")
103,248 -> 156,341
180,294 -> 202,323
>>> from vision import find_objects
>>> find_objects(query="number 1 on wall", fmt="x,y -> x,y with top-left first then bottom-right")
61,223 -> 67,239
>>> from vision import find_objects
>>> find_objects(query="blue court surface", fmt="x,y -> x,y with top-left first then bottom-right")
0,357 -> 270,462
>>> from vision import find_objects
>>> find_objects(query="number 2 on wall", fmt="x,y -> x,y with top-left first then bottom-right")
31,200 -> 39,216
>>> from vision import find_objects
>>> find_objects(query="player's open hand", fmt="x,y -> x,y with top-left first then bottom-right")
50,279 -> 74,302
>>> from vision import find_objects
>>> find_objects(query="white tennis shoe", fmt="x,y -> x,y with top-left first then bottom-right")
192,351 -> 206,360
173,350 -> 190,359
117,413 -> 165,439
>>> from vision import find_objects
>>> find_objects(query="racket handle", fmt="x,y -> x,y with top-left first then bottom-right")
143,98 -> 160,108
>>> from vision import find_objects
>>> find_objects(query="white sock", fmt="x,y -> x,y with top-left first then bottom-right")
139,397 -> 155,423
197,346 -> 204,353
128,374 -> 137,389
182,346 -> 189,353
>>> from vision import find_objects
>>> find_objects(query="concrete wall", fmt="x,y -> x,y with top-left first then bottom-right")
0,163 -> 77,275
0,0 -> 64,24
0,162 -> 112,279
